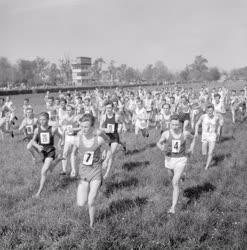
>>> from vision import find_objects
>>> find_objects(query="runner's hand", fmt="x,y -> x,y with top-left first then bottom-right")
38,145 -> 44,152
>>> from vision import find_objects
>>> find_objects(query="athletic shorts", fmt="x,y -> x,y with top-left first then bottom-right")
106,133 -> 120,145
165,156 -> 187,170
201,133 -> 217,143
78,164 -> 102,183
178,113 -> 190,123
41,146 -> 56,162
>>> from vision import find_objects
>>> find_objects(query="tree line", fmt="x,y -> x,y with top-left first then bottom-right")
0,55 -> 245,87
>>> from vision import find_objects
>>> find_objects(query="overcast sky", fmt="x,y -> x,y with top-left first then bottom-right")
1,0 -> 247,71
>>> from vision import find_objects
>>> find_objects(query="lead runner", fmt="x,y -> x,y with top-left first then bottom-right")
157,114 -> 195,214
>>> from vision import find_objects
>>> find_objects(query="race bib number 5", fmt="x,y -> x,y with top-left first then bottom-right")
82,151 -> 94,166
40,132 -> 50,144
107,124 -> 115,133
172,139 -> 181,153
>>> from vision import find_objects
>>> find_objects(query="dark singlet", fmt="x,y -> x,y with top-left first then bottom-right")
165,131 -> 186,158
78,136 -> 102,168
37,126 -> 54,150
104,113 -> 118,134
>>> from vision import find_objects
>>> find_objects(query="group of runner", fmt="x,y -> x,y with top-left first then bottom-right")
0,84 -> 246,227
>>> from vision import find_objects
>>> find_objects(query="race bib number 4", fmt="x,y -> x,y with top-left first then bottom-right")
107,124 -> 115,133
26,125 -> 33,134
40,132 -> 50,144
172,139 -> 181,153
82,151 -> 94,166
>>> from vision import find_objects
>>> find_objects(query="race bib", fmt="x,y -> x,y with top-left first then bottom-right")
207,124 -> 215,133
107,124 -> 115,133
26,125 -> 33,134
140,120 -> 147,128
40,132 -> 50,144
66,125 -> 73,135
172,139 -> 181,153
82,151 -> 94,166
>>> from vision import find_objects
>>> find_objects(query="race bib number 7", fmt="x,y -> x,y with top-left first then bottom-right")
40,132 -> 50,144
82,151 -> 94,166
107,124 -> 115,133
172,139 -> 181,153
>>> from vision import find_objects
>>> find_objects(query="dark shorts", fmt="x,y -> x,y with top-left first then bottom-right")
23,136 -> 32,143
106,133 -> 120,145
239,103 -> 246,110
41,146 -> 56,162
179,113 -> 190,123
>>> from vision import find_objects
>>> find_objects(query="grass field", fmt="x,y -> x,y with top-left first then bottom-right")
0,90 -> 247,249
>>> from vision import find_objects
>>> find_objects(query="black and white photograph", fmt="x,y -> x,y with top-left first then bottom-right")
0,0 -> 247,249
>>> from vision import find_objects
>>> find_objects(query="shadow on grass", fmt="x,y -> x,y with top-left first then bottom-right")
220,135 -> 234,143
183,182 -> 216,205
52,175 -> 76,191
212,153 -> 231,166
125,143 -> 156,156
104,177 -> 138,198
97,197 -> 148,221
122,161 -> 149,171
125,147 -> 146,156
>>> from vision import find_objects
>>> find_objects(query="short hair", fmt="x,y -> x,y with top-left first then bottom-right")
26,107 -> 33,112
48,96 -> 54,101
162,103 -> 170,109
105,100 -> 113,107
60,98 -> 67,104
79,114 -> 95,127
207,104 -> 214,110
214,93 -> 221,98
170,114 -> 180,121
66,104 -> 74,110
39,112 -> 49,119
24,98 -> 29,102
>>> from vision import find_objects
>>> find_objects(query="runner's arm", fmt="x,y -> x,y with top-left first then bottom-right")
194,115 -> 203,137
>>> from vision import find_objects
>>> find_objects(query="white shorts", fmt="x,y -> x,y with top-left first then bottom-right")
201,133 -> 217,142
165,156 -> 187,170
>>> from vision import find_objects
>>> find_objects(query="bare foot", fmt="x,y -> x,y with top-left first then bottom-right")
70,170 -> 76,178
33,193 -> 40,198
168,207 -> 175,214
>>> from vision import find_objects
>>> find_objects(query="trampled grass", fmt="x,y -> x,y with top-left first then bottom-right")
0,92 -> 247,249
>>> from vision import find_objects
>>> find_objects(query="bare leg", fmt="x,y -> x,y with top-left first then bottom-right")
35,157 -> 53,197
62,141 -> 71,174
104,142 -> 118,179
205,141 -> 216,170
88,179 -> 101,228
77,180 -> 89,206
168,163 -> 186,214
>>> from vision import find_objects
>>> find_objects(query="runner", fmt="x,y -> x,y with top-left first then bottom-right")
133,98 -> 149,137
194,105 -> 223,170
60,105 -> 80,177
18,107 -> 38,161
30,112 -> 64,197
99,100 -> 124,178
72,114 -> 111,228
157,114 -> 195,214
